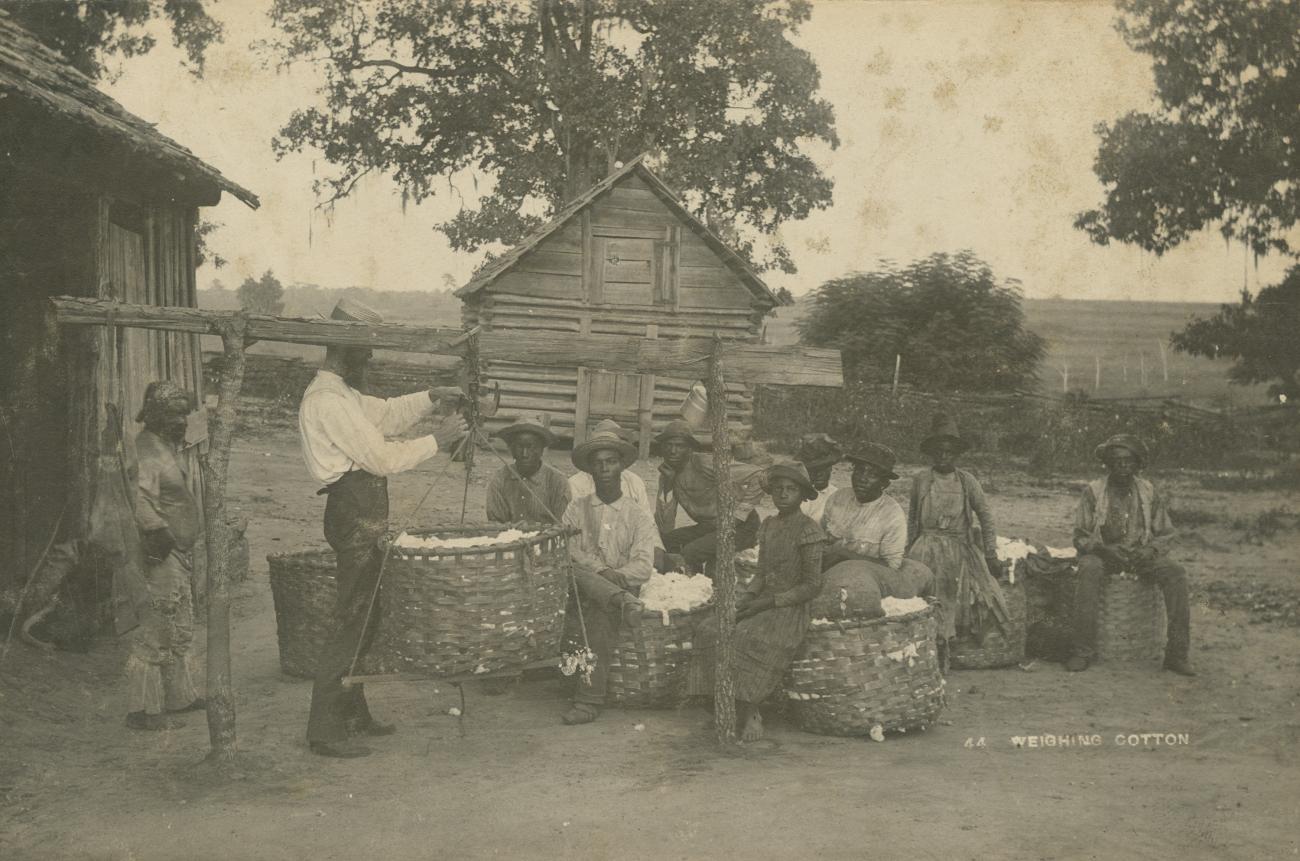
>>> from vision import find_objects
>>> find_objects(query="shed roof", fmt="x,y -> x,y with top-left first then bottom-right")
456,155 -> 775,307
0,10 -> 259,209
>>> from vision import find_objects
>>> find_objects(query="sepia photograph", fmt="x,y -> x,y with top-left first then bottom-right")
1,0 -> 1297,858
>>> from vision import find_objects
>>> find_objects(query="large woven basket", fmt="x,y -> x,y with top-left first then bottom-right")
1096,573 -> 1166,662
380,523 -> 576,677
606,605 -> 707,708
950,575 -> 1027,669
783,604 -> 945,737
266,548 -> 402,678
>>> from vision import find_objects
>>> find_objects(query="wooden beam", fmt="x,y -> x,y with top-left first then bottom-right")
707,338 -> 738,747
50,297 -> 466,354
476,331 -> 842,387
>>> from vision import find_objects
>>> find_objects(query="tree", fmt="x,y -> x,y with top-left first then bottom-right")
268,0 -> 837,272
799,251 -> 1046,391
1075,0 -> 1300,257
4,0 -> 222,80
1171,267 -> 1300,399
237,270 -> 285,316
775,286 -> 795,307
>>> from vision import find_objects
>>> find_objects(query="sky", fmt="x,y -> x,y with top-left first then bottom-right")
103,0 -> 1293,303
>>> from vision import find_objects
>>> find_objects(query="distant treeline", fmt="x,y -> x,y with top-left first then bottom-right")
199,283 -> 464,327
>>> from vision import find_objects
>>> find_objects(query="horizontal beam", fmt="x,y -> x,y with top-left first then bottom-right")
477,330 -> 843,387
50,297 -> 842,387
50,297 -> 466,354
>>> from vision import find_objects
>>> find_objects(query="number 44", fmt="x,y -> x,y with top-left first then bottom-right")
964,737 -> 987,749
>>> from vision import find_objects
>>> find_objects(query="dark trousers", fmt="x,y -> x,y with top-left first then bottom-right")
663,509 -> 761,576
307,471 -> 388,744
568,568 -> 630,707
1071,552 -> 1190,661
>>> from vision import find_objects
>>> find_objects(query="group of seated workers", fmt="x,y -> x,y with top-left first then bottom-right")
482,412 -> 1194,730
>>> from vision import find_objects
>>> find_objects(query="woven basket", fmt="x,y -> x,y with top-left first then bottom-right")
949,576 -> 1028,669
783,604 -> 945,736
1096,574 -> 1166,662
380,523 -> 576,677
606,605 -> 707,708
266,548 -> 402,679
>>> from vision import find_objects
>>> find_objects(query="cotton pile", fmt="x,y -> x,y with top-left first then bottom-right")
640,571 -> 713,624
995,535 -> 1037,565
1045,545 -> 1077,559
394,528 -> 537,550
881,596 -> 929,617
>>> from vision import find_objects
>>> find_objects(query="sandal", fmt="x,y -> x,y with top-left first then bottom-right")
562,703 -> 600,725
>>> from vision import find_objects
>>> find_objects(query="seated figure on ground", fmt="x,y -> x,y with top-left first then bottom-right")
1067,434 -> 1194,676
559,421 -> 656,725
569,419 -> 668,570
654,420 -> 766,576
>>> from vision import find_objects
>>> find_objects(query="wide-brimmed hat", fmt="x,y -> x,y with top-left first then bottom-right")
330,297 -> 384,324
495,413 -> 556,448
919,412 -> 969,457
653,419 -> 701,451
846,441 -> 900,480
1094,433 -> 1148,468
572,419 -> 638,473
763,461 -> 819,501
797,433 -> 842,471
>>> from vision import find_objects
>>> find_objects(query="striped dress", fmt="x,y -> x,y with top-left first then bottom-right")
687,511 -> 825,703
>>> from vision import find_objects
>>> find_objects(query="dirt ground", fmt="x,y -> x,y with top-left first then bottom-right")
2,420 -> 1299,861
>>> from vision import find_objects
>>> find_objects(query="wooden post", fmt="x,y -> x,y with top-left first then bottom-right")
706,337 -> 738,747
197,317 -> 247,762
1140,353 -> 1147,388
460,331 -> 481,523
1094,355 -> 1101,392
892,354 -> 901,395
1060,361 -> 1069,393
1157,339 -> 1169,383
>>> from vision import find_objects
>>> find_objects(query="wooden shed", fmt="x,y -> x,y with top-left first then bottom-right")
457,157 -> 778,454
0,10 -> 258,602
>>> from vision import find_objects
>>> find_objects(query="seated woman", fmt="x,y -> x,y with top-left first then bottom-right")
906,413 -> 1008,660
820,442 -> 934,598
686,462 -> 824,742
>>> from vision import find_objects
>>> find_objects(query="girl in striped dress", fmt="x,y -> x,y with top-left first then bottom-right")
687,462 -> 825,741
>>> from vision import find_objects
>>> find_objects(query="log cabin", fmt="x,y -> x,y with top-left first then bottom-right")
0,10 -> 258,611
457,157 -> 779,456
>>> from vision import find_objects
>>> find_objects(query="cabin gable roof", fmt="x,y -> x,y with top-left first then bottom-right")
0,10 -> 259,209
456,156 -> 775,308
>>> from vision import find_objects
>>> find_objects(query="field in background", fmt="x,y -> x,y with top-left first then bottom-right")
762,296 -> 1270,406
201,288 -> 1269,406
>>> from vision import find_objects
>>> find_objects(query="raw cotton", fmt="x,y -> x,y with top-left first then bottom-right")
639,571 -> 713,625
394,529 -> 537,550
1046,545 -> 1077,559
996,536 -> 1037,565
881,596 -> 929,617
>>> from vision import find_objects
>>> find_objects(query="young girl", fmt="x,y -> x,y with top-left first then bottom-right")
906,413 -> 1008,661
686,462 -> 825,741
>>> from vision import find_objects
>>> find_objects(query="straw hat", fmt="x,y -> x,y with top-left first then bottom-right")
330,297 -> 384,324
763,461 -> 819,501
1094,433 -> 1148,468
653,419 -> 701,451
572,419 -> 638,473
919,412 -> 969,457
495,413 -> 556,448
845,441 -> 899,481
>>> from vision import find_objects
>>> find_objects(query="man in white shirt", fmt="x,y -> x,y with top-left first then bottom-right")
821,442 -> 934,597
299,298 -> 466,758
567,419 -> 667,567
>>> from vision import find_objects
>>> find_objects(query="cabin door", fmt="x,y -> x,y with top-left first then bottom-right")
574,367 -> 656,459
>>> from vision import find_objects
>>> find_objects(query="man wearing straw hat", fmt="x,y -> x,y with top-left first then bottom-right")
560,419 -> 655,725
485,413 -> 570,524
654,419 -> 766,576
298,297 -> 468,758
1067,434 -> 1194,676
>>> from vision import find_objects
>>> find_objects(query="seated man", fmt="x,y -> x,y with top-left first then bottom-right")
654,420 -> 766,576
560,421 -> 655,725
568,419 -> 667,569
1068,434 -> 1194,675
798,433 -> 843,523
820,442 -> 933,597
485,414 -> 570,524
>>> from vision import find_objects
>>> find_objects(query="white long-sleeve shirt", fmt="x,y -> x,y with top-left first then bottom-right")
820,487 -> 908,569
298,370 -> 439,485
